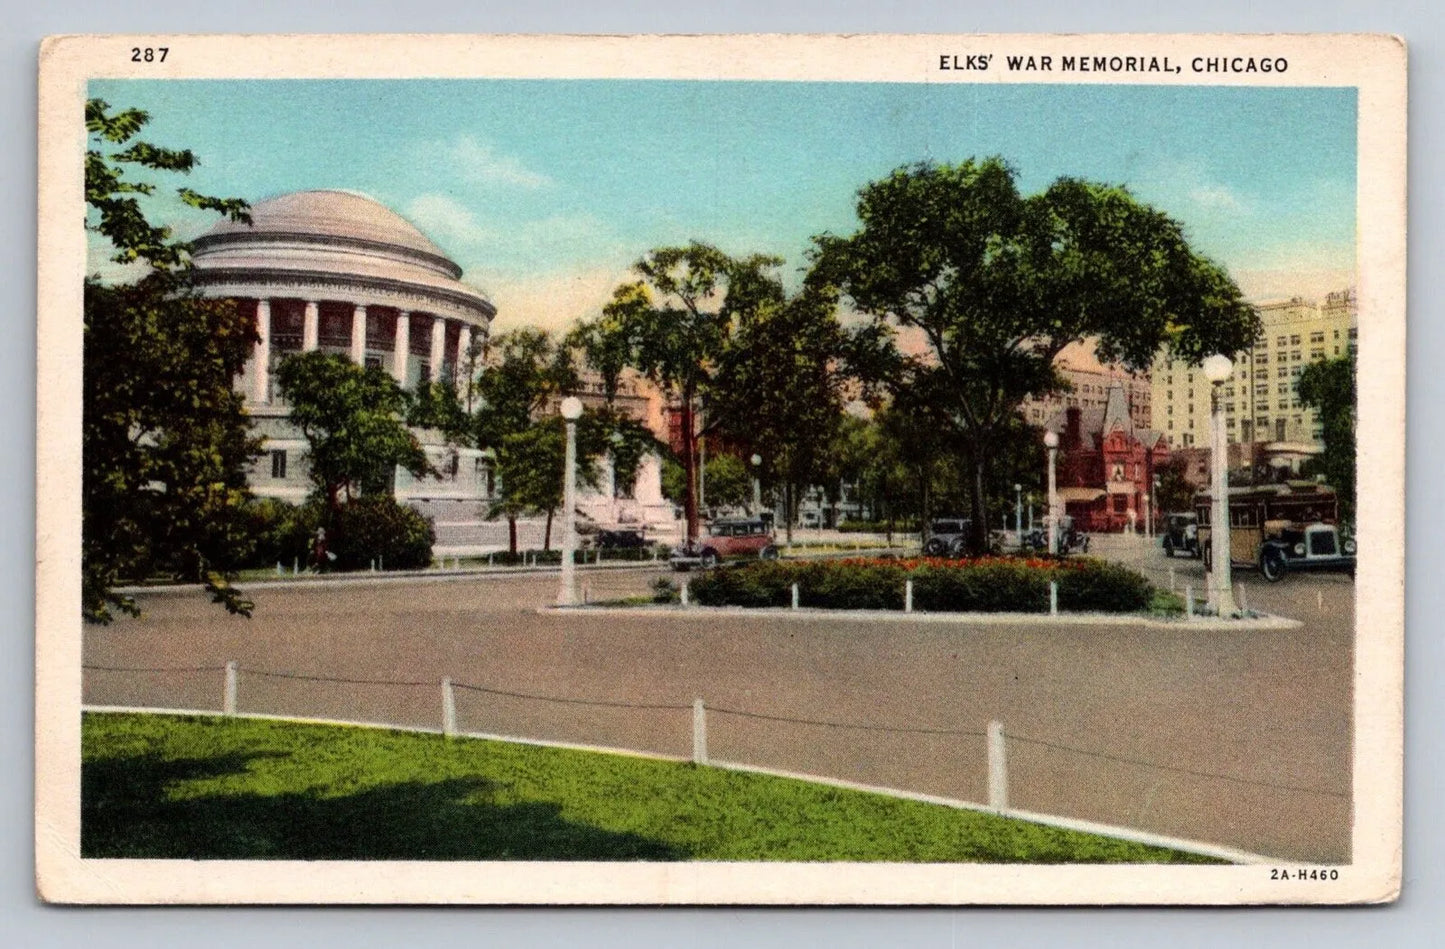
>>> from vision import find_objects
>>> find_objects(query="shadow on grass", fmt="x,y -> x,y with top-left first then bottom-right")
82,750 -> 687,861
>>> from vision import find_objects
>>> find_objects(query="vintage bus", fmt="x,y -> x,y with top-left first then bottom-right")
1194,482 -> 1356,582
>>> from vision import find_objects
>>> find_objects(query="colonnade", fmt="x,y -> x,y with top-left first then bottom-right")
248,298 -> 478,405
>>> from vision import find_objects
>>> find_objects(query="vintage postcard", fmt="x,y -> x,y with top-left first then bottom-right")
35,33 -> 1405,904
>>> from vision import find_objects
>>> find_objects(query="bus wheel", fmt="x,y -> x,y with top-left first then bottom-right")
1260,549 -> 1287,583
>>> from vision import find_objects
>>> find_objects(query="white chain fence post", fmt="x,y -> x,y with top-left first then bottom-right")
791,583 -> 800,610
442,677 -> 457,737
905,578 -> 914,613
1049,580 -> 1058,616
987,719 -> 1009,812
692,698 -> 708,765
223,660 -> 238,716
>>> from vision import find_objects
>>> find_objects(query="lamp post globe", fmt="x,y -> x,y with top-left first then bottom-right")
1042,430 -> 1060,556
1202,353 -> 1233,385
1202,355 -> 1237,616
557,395 -> 584,607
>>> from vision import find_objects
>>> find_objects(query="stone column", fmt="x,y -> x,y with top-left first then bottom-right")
251,298 -> 271,404
429,316 -> 446,383
350,304 -> 368,365
302,300 -> 320,352
392,311 -> 411,385
455,325 -> 472,385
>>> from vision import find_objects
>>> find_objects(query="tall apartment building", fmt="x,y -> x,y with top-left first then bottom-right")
1151,288 -> 1358,451
1019,344 -> 1152,432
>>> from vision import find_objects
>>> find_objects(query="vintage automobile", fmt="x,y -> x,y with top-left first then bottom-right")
1195,482 -> 1356,582
670,518 -> 779,570
922,518 -> 971,556
1161,512 -> 1201,558
592,528 -> 650,550
1024,515 -> 1090,555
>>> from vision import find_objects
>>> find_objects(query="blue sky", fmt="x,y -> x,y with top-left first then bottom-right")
89,79 -> 1357,331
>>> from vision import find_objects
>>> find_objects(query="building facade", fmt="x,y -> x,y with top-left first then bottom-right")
1019,345 -> 1152,432
1044,383 -> 1169,532
191,189 -> 665,522
1151,289 -> 1358,453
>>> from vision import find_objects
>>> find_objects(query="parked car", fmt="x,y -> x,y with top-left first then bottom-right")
1161,512 -> 1200,558
671,518 -> 779,570
1025,515 -> 1090,555
923,518 -> 971,556
593,528 -> 650,550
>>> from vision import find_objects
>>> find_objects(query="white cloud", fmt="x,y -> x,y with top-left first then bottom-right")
404,193 -> 500,251
1188,182 -> 1249,214
416,134 -> 552,190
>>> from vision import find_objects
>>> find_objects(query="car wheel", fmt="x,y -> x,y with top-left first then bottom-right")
923,538 -> 946,556
948,537 -> 969,558
760,545 -> 779,561
1164,539 -> 1175,558
1260,548 -> 1287,583
700,549 -> 720,569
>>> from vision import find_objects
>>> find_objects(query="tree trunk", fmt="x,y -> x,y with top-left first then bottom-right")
544,509 -> 554,551
507,516 -> 518,555
680,396 -> 700,544
783,481 -> 794,544
918,465 -> 932,549
969,448 -> 989,555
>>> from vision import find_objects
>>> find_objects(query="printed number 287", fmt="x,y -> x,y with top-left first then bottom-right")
130,47 -> 168,63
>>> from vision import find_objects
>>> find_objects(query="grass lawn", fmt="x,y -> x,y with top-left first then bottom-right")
83,712 -> 1223,864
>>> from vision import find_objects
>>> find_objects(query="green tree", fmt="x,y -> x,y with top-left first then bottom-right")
1297,354 -> 1357,521
813,158 -> 1260,552
473,328 -> 578,553
275,351 -> 431,514
492,414 -> 621,550
700,453 -> 751,515
710,283 -> 849,540
407,379 -> 474,448
575,243 -> 786,543
1152,457 -> 1197,514
82,99 -> 258,622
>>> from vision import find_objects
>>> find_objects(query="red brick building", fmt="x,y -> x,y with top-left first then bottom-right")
1045,382 -> 1169,533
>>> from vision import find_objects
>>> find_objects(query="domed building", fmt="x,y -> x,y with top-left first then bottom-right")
191,190 -> 497,503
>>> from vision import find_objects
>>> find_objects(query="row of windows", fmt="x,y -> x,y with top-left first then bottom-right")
267,450 -> 491,486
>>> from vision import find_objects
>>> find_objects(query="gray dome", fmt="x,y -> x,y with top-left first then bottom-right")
190,189 -> 495,326
199,190 -> 455,269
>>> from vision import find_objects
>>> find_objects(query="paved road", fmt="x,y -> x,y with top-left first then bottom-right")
84,550 -> 1353,862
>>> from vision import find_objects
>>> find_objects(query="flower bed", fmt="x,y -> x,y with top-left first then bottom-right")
688,556 -> 1155,614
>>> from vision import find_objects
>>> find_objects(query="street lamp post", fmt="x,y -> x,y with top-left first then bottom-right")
1014,483 -> 1023,551
557,396 -> 584,607
1043,430 -> 1060,556
751,453 -> 762,516
1202,354 -> 1237,616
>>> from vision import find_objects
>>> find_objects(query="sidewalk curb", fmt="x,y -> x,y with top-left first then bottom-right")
547,604 -> 1305,631
118,561 -> 664,595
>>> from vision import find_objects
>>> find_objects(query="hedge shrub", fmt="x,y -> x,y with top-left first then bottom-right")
239,498 -> 321,569
910,560 -> 1050,613
688,556 -> 1154,614
330,496 -> 435,571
